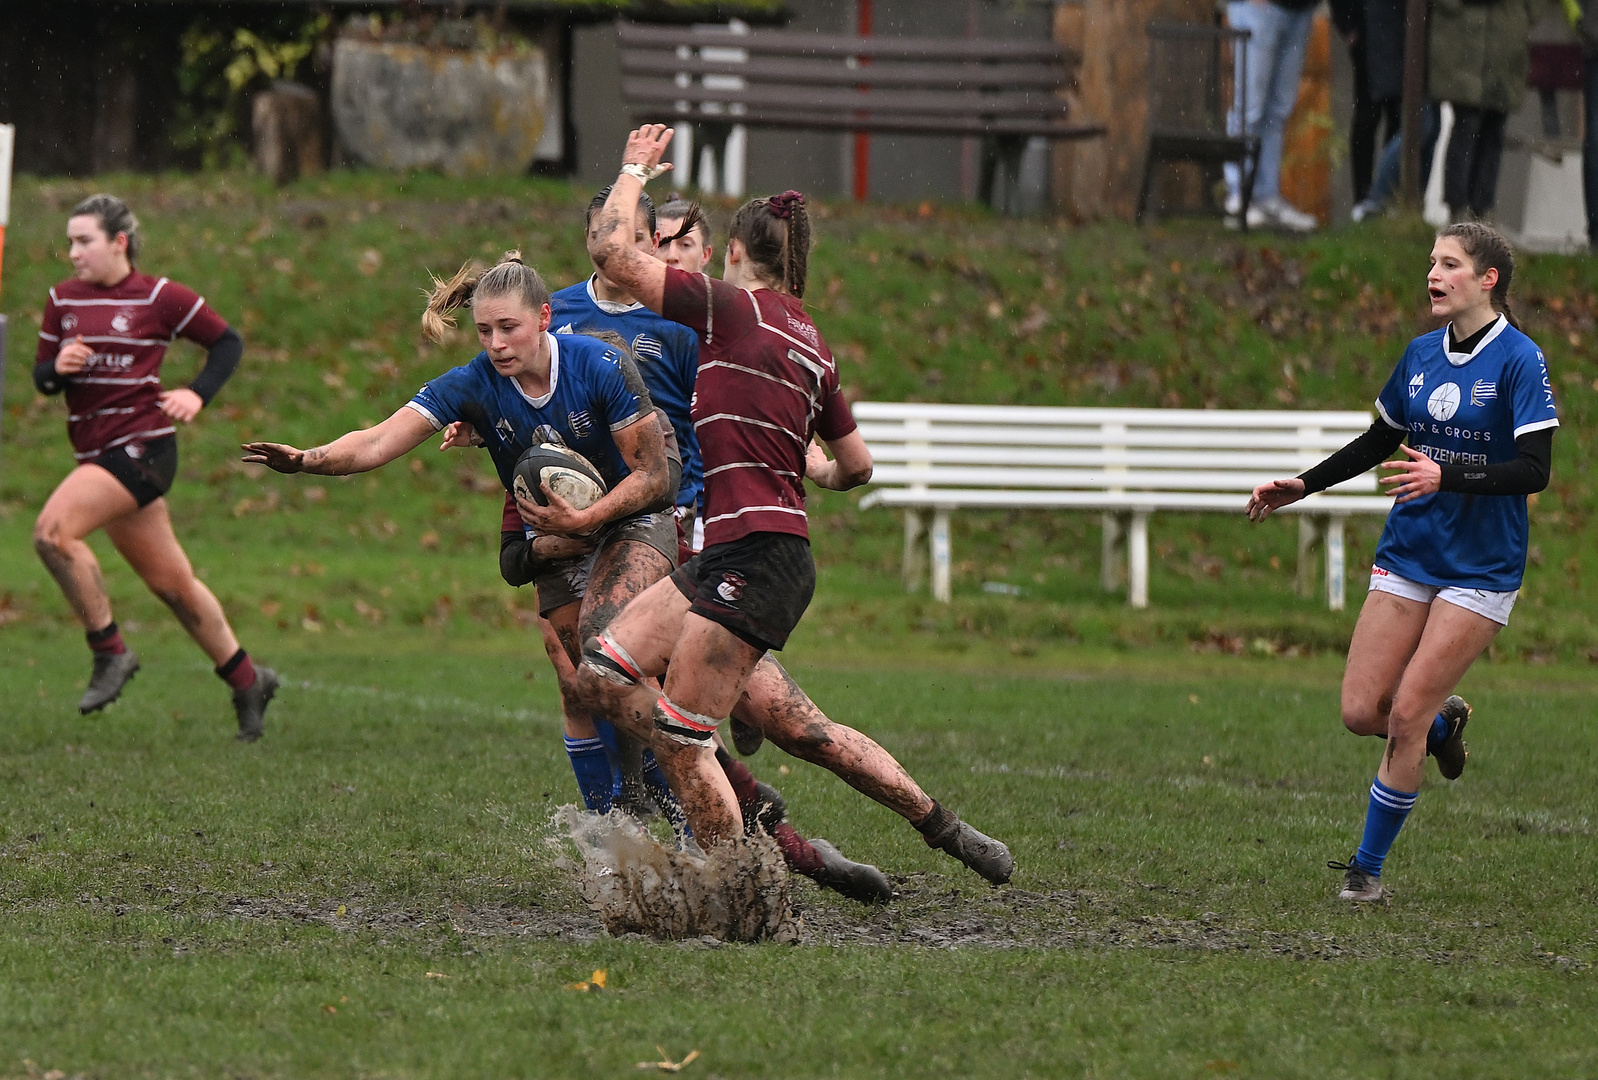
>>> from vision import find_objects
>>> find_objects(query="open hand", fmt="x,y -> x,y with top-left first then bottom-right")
623,124 -> 675,171
158,388 -> 204,423
439,421 -> 483,451
54,336 -> 92,375
241,441 -> 306,474
1245,477 -> 1306,522
1380,443 -> 1441,503
515,486 -> 595,538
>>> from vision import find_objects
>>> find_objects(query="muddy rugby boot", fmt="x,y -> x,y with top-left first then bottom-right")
233,667 -> 279,742
79,650 -> 140,714
1329,859 -> 1386,903
918,806 -> 1014,885
809,839 -> 894,904
730,717 -> 765,756
742,780 -> 787,835
1433,695 -> 1472,780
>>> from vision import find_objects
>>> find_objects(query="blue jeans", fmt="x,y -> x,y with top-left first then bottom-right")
1225,1 -> 1317,205
1365,101 -> 1441,211
1585,56 -> 1598,247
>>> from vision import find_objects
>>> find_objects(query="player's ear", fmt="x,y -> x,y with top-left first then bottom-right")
537,303 -> 552,332
1480,266 -> 1498,292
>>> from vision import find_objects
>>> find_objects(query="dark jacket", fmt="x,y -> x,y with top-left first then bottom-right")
1428,0 -> 1535,114
1330,0 -> 1408,102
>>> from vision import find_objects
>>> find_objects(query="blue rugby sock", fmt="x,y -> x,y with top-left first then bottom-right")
590,718 -> 626,800
564,735 -> 614,812
641,749 -> 690,835
1354,777 -> 1418,877
1425,711 -> 1449,756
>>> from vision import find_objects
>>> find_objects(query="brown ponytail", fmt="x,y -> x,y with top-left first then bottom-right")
728,190 -> 812,298
1437,221 -> 1519,330
420,250 -> 551,343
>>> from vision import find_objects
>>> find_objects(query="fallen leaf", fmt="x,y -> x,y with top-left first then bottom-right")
359,248 -> 383,275
322,1004 -> 337,1013
336,904 -> 347,917
425,971 -> 449,979
566,969 -> 606,992
637,1047 -> 700,1072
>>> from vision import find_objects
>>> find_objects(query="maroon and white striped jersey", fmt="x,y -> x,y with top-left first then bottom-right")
662,267 -> 856,547
36,272 -> 228,460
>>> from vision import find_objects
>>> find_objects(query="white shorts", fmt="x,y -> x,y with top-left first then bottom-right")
1368,565 -> 1518,626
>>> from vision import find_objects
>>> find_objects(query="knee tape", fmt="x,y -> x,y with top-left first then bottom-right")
653,696 -> 721,746
581,632 -> 645,688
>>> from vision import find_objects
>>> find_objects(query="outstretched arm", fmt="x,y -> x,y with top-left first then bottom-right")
587,125 -> 674,314
242,405 -> 437,475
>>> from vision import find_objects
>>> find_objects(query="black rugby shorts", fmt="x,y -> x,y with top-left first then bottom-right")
93,437 -> 178,508
670,531 -> 815,653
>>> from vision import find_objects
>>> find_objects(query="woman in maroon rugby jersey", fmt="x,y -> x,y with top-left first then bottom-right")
569,128 -> 1014,882
31,195 -> 276,739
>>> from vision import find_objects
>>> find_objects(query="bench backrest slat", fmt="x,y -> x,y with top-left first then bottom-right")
617,23 -> 1069,63
856,403 -> 1385,502
620,51 -> 1069,90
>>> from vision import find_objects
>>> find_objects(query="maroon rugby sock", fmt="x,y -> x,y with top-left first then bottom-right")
716,748 -> 825,875
86,622 -> 127,656
216,649 -> 257,692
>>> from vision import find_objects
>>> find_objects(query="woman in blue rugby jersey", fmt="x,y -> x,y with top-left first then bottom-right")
1248,222 -> 1558,902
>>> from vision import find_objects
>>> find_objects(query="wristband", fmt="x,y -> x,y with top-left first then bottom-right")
619,162 -> 670,184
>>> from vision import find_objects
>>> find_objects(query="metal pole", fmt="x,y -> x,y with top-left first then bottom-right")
1399,0 -> 1429,205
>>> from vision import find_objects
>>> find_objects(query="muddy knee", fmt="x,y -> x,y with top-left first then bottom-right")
1341,692 -> 1392,737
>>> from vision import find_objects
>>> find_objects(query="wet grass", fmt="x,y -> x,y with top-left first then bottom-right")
2,626 -> 1597,1077
2,171 -> 1597,1076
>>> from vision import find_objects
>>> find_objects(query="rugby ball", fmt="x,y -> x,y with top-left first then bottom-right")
513,443 -> 608,509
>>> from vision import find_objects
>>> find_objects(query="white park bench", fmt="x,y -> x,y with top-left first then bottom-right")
853,402 -> 1393,610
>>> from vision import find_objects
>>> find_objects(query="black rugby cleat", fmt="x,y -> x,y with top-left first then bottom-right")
1433,695 -> 1472,780
233,666 -> 279,742
808,838 -> 894,904
742,780 -> 788,835
79,650 -> 140,714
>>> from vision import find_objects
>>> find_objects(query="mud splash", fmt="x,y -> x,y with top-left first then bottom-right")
557,807 -> 800,943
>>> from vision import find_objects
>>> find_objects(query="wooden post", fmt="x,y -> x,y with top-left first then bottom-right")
1400,0 -> 1429,205
253,82 -> 325,186
1068,0 -> 1214,219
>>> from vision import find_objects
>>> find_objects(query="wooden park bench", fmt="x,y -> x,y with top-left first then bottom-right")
853,403 -> 1392,610
616,22 -> 1105,206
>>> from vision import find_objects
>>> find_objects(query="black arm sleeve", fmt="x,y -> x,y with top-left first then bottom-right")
34,358 -> 65,396
500,531 -> 543,588
187,326 -> 244,405
1439,427 -> 1553,496
1297,420 -> 1406,495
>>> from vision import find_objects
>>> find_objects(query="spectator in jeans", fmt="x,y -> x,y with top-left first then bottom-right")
1226,0 -> 1321,231
1332,0 -> 1406,213
1570,0 -> 1598,248
1429,0 -> 1535,221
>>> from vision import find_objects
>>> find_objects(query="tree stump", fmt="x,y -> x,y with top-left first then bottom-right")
253,81 -> 324,186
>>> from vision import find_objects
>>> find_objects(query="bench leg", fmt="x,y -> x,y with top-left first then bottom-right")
902,510 -> 927,593
1101,512 -> 1126,591
931,509 -> 952,604
1128,510 -> 1150,609
1325,514 -> 1347,611
1295,515 -> 1321,599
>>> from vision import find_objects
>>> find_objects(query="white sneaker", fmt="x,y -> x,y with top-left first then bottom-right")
1350,200 -> 1376,223
1224,193 -> 1242,217
1261,198 -> 1318,232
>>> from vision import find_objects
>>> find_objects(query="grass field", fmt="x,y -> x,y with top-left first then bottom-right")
2,173 -> 1597,1077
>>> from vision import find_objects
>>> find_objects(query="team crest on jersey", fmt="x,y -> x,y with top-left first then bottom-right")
554,323 -> 574,334
531,424 -> 564,446
111,310 -> 134,334
1470,380 -> 1497,406
631,334 -> 664,361
567,410 -> 594,438
61,313 -> 78,333
1408,373 -> 1425,398
1427,382 -> 1461,422
716,572 -> 747,603
495,417 -> 516,443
